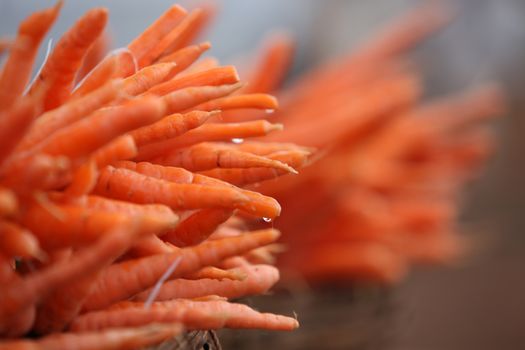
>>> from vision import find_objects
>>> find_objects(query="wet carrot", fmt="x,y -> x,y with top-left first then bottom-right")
92,135 -> 137,168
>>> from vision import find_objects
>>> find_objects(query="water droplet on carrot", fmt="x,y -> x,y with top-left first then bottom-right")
231,138 -> 244,144
265,109 -> 275,114
263,217 -> 272,223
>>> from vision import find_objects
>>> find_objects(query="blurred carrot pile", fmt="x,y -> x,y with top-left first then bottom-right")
230,3 -> 505,284
0,2 -> 303,348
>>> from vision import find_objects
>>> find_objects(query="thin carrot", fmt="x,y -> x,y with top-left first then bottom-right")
162,208 -> 234,246
158,42 -> 210,72
135,264 -> 278,301
130,110 -> 217,147
139,9 -> 206,68
91,135 -> 138,168
129,235 -> 176,257
147,66 -> 239,96
184,266 -> 247,281
19,198 -> 177,250
73,299 -> 298,331
128,5 -> 187,66
82,229 -> 280,311
178,56 -> 219,77
150,142 -> 297,173
167,2 -> 216,51
64,160 -> 98,197
122,62 -> 177,96
94,166 -> 250,212
0,89 -> 44,166
75,29 -> 110,83
28,8 -> 109,110
145,120 -> 282,151
0,2 -> 61,109
71,49 -> 136,98
0,323 -> 184,350
161,82 -> 242,116
0,187 -> 17,218
18,79 -> 123,152
192,93 -> 278,112
30,95 -> 165,162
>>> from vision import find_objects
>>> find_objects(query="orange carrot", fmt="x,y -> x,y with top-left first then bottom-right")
192,93 -> 278,112
92,135 -> 137,168
75,29 -> 110,83
94,166 -> 250,212
122,62 -> 177,96
30,95 -> 165,162
0,2 -> 61,109
161,82 -> 242,116
73,299 -> 298,331
71,49 -> 136,98
147,120 -> 282,151
184,266 -> 247,281
158,42 -> 210,72
19,198 -> 177,250
0,90 -> 44,166
130,110 -> 217,147
162,208 -> 234,246
82,229 -> 280,311
0,323 -> 183,350
28,8 -> 109,110
18,79 -> 123,152
147,66 -> 239,96
168,2 -> 216,51
139,9 -> 207,68
243,32 -> 294,94
151,142 -> 296,174
135,264 -> 278,301
127,5 -> 187,67
64,160 -> 98,197
129,235 -> 176,257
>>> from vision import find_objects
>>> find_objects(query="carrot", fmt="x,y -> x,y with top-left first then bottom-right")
122,62 -> 177,96
178,56 -> 219,77
145,120 -> 282,151
150,142 -> 297,174
19,198 -> 177,250
128,5 -> 187,67
64,160 -> 98,197
130,110 -> 217,147
135,264 -> 278,301
0,2 -> 61,109
192,93 -> 278,112
82,229 -> 280,311
139,9 -> 206,68
243,32 -> 294,94
30,95 -> 165,162
75,29 -> 110,83
129,235 -> 176,257
0,323 -> 184,350
0,224 -> 145,336
92,135 -> 137,168
0,38 -> 11,57
184,266 -> 247,281
0,89 -> 44,166
82,195 -> 177,220
0,154 -> 70,192
72,299 -> 298,331
0,220 -> 43,259
147,66 -> 239,96
162,208 -> 234,246
0,187 -> 17,218
167,2 -> 216,51
94,166 -> 250,212
18,79 -> 123,152
161,82 -> 242,116
158,42 -> 210,72
28,8 -> 109,110
71,49 -> 136,99
115,161 -> 282,218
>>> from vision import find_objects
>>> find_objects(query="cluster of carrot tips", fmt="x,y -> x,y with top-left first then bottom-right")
240,2 -> 505,284
0,2 -> 303,349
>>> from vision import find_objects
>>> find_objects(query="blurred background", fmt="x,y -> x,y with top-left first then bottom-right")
1,1 -> 524,349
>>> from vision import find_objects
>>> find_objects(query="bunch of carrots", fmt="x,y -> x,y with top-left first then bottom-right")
231,4 -> 504,284
0,2 -> 309,348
